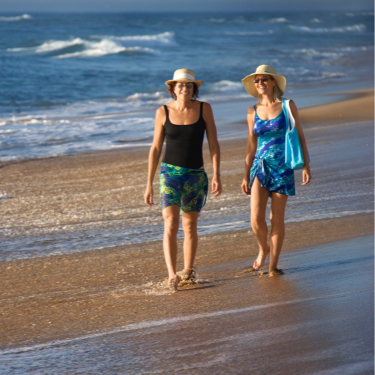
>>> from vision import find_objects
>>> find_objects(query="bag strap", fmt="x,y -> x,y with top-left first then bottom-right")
282,98 -> 291,132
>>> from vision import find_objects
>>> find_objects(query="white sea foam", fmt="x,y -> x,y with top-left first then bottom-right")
208,80 -> 244,93
294,48 -> 343,58
126,91 -> 168,102
104,32 -> 177,46
225,30 -> 273,36
57,45 -> 158,59
286,210 -> 374,223
198,221 -> 246,229
302,71 -> 345,81
0,114 -> 155,161
289,24 -> 366,33
268,17 -> 288,23
0,14 -> 31,22
7,32 -> 176,58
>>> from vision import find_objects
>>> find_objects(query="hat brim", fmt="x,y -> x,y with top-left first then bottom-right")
165,79 -> 203,88
242,73 -> 286,98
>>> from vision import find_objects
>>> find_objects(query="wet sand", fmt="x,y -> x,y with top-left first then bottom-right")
2,235 -> 372,374
0,89 -> 374,373
1,213 -> 373,347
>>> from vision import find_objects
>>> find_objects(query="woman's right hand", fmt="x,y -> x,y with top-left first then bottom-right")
241,177 -> 251,195
144,185 -> 154,206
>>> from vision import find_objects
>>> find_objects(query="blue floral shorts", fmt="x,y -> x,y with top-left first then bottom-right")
159,163 -> 208,213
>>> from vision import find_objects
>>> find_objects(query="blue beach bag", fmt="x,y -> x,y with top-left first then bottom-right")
282,99 -> 308,170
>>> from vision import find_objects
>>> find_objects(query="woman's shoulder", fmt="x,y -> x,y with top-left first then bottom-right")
157,102 -> 174,112
286,99 -> 298,110
247,105 -> 256,115
155,105 -> 169,120
201,101 -> 212,110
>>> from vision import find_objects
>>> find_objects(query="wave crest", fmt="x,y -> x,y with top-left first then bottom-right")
289,24 -> 366,33
7,32 -> 176,58
268,17 -> 288,23
0,14 -> 31,22
208,80 -> 244,93
225,30 -> 273,36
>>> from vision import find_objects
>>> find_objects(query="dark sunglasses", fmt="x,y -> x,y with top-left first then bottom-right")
176,83 -> 193,88
253,77 -> 270,84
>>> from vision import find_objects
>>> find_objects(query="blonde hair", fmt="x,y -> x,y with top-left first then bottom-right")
257,75 -> 283,103
273,84 -> 283,102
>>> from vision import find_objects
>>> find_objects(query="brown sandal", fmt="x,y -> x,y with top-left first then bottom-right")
179,268 -> 196,281
269,268 -> 284,277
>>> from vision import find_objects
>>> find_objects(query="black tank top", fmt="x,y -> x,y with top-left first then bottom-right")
163,102 -> 206,169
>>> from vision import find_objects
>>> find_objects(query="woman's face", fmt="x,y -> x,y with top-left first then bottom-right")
173,81 -> 193,100
254,74 -> 276,96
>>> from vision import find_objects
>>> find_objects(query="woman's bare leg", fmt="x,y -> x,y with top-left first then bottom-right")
181,211 -> 199,270
250,177 -> 271,269
162,205 -> 180,282
269,193 -> 288,273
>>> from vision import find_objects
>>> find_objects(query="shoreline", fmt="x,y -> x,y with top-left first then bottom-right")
1,212 -> 373,348
0,87 -> 373,259
0,88 -> 373,168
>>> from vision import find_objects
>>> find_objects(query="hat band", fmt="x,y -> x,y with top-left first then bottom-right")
173,73 -> 195,81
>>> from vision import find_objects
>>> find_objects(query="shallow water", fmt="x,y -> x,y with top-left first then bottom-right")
1,235 -> 373,374
0,120 -> 373,261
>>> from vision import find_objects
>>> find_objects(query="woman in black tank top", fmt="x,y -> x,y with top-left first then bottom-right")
144,69 -> 222,292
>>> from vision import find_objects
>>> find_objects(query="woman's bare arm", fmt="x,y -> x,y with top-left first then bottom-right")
144,106 -> 166,206
203,102 -> 222,197
289,100 -> 311,185
241,106 -> 257,195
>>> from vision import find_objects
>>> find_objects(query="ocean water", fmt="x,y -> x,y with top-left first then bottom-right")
0,11 -> 374,161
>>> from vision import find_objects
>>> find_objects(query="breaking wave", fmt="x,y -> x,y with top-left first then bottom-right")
208,80 -> 244,93
0,14 -> 32,22
225,30 -> 273,36
289,24 -> 366,33
268,17 -> 288,23
7,32 -> 176,58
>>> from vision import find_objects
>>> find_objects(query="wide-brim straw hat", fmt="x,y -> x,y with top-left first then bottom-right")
165,68 -> 203,87
242,65 -> 286,97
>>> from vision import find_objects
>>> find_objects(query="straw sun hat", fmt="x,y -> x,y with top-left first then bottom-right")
165,68 -> 203,87
242,65 -> 286,98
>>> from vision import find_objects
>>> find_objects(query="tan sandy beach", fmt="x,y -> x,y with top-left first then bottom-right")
0,89 -> 374,372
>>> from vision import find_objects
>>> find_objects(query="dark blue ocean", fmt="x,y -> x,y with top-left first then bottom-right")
0,11 -> 373,161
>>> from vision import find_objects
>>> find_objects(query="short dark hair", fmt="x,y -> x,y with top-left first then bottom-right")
166,82 -> 199,100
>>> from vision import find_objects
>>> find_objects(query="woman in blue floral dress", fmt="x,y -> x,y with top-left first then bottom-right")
241,65 -> 311,276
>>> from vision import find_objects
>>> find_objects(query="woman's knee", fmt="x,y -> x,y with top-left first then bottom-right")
164,215 -> 180,234
251,215 -> 266,231
182,216 -> 198,235
269,213 -> 285,228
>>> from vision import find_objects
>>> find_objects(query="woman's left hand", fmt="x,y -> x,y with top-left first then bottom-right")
301,168 -> 311,185
211,175 -> 222,197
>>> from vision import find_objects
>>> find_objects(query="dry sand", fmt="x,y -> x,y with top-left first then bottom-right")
0,88 -> 374,351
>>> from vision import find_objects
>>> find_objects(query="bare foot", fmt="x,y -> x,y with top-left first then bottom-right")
168,275 -> 181,292
253,246 -> 270,270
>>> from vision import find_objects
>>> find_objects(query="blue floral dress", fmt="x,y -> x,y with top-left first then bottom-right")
250,106 -> 295,196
